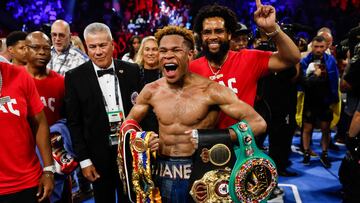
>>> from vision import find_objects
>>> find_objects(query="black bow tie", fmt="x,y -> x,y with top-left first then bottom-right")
97,68 -> 114,77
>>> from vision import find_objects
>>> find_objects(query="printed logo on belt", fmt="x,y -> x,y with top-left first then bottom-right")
234,158 -> 277,202
190,168 -> 232,203
154,162 -> 192,179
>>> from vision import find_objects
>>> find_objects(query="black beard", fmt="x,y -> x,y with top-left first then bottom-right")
203,41 -> 230,65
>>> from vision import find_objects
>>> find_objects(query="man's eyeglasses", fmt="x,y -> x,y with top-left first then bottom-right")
51,32 -> 66,39
27,45 -> 51,52
201,28 -> 226,36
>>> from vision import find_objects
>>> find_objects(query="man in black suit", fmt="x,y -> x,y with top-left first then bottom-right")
64,22 -> 141,202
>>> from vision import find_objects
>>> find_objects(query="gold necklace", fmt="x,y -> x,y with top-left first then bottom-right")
207,55 -> 228,80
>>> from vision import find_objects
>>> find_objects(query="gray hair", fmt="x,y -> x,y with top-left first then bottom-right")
83,22 -> 113,40
135,36 -> 157,66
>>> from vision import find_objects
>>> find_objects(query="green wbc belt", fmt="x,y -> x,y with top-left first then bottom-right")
228,121 -> 278,203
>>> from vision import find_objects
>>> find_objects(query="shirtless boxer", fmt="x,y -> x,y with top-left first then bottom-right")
121,26 -> 266,202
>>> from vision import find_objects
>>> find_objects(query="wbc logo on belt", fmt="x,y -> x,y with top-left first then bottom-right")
229,121 -> 278,203
234,158 -> 277,202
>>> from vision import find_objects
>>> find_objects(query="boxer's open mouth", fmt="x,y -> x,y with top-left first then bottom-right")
164,64 -> 178,71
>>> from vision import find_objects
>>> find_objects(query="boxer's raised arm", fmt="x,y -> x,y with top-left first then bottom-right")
254,0 -> 300,71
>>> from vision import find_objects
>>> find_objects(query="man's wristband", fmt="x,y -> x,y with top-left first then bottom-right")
265,25 -> 280,38
42,171 -> 54,178
43,165 -> 56,173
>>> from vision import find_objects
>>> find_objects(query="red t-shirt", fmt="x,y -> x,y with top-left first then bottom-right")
189,50 -> 271,128
0,62 -> 44,195
33,70 -> 64,126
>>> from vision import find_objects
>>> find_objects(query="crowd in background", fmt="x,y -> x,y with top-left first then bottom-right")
1,0 -> 360,57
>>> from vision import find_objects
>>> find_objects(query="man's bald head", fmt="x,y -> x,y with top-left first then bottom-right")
26,31 -> 51,44
51,20 -> 70,34
51,19 -> 71,53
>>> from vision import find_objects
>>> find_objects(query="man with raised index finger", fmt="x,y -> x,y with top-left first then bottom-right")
190,1 -> 301,129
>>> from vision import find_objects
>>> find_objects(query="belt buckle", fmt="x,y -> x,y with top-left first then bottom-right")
200,144 -> 231,166
132,137 -> 147,153
190,168 -> 232,203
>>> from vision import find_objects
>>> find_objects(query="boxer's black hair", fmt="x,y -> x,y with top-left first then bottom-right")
155,26 -> 194,50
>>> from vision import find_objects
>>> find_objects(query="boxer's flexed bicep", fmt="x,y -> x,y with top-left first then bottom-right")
210,83 -> 267,136
209,82 -> 246,119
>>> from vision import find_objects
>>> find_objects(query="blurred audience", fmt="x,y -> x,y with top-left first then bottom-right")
122,35 -> 141,63
71,35 -> 86,54
230,22 -> 250,51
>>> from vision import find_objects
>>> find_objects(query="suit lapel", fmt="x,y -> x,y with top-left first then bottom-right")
114,60 -> 125,83
114,60 -> 128,105
89,63 -> 102,96
86,62 -> 107,109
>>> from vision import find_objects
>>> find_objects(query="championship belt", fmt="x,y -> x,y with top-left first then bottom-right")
130,131 -> 158,203
228,121 -> 278,203
117,119 -> 142,202
190,168 -> 232,203
189,129 -> 236,203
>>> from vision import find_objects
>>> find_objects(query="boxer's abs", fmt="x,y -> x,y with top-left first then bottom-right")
159,134 -> 195,157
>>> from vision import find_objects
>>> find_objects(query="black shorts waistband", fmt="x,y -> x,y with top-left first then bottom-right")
157,154 -> 193,161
